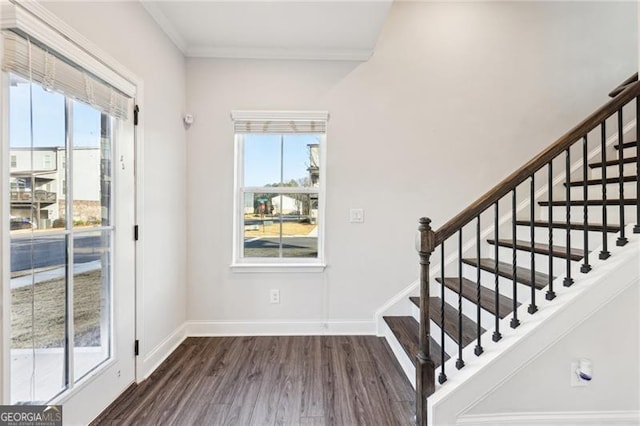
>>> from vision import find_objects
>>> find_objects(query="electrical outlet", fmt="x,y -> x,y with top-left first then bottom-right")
270,289 -> 280,304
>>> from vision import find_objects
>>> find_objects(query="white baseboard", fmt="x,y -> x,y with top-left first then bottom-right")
138,323 -> 187,380
185,319 -> 376,336
457,410 -> 640,425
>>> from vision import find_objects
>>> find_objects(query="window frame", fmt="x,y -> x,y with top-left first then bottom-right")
231,111 -> 328,273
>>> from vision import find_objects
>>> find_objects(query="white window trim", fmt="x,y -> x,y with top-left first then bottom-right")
230,110 -> 328,273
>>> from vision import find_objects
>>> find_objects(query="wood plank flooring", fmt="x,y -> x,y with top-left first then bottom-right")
91,336 -> 415,426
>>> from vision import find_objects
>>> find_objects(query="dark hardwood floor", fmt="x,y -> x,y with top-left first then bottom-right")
91,336 -> 415,425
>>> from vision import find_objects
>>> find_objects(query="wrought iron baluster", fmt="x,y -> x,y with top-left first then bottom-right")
617,108 -> 628,246
528,175 -> 538,314
438,243 -> 447,384
564,148 -> 574,287
492,202 -> 502,342
546,162 -> 556,300
475,216 -> 483,356
581,136 -> 592,273
456,230 -> 464,370
635,96 -> 640,234
511,189 -> 520,328
600,122 -> 611,259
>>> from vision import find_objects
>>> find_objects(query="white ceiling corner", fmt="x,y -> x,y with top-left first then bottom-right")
141,0 -> 393,61
141,1 -> 188,54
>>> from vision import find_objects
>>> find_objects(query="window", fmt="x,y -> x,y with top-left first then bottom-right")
231,111 -> 327,272
10,155 -> 16,168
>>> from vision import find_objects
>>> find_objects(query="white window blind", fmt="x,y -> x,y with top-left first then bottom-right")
2,30 -> 131,120
232,111 -> 328,134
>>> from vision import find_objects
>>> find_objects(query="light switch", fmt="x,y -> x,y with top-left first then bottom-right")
350,208 -> 364,223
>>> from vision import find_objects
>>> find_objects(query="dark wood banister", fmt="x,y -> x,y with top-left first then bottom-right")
434,78 -> 640,247
609,72 -> 638,98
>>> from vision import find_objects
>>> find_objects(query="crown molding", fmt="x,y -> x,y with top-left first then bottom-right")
140,1 -> 188,54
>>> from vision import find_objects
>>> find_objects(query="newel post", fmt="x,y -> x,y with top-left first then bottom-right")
416,217 -> 436,426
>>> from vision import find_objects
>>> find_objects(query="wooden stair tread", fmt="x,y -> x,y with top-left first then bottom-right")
435,276 -> 516,319
410,297 -> 483,348
383,316 -> 448,368
614,141 -> 638,150
488,239 -> 584,261
461,258 -> 550,290
589,156 -> 636,168
565,175 -> 638,187
539,198 -> 638,206
515,220 -> 621,233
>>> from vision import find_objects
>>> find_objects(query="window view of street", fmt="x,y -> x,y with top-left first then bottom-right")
8,73 -> 112,403
242,134 -> 320,258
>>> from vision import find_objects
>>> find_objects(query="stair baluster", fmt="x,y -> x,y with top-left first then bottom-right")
456,230 -> 465,369
528,175 -> 538,313
581,136 -> 592,273
475,216 -> 484,356
617,108 -> 628,246
510,189 -> 520,328
547,162 -> 556,300
438,244 -> 447,384
635,96 -> 640,233
492,202 -> 502,342
564,148 -> 574,287
600,122 -> 611,259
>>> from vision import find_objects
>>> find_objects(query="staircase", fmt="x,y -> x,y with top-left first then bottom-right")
380,74 -> 640,425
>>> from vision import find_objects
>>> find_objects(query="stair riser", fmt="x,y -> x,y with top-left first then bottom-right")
587,161 -> 637,180
538,204 -> 637,223
568,180 -> 637,199
460,263 -> 537,303
515,225 -> 609,250
493,245 -> 574,277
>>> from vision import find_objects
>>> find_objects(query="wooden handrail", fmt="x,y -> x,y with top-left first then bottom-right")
434,78 -> 640,247
609,72 -> 638,98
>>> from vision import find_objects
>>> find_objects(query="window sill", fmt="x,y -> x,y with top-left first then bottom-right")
230,262 -> 326,273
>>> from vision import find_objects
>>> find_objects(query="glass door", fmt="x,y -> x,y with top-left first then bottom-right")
6,70 -> 135,405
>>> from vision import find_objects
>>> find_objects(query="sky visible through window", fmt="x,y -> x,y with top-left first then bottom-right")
10,76 -> 101,149
244,133 -> 319,187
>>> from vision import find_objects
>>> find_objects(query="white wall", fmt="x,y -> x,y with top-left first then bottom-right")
43,2 -> 188,376
185,2 -> 637,331
464,280 -> 640,417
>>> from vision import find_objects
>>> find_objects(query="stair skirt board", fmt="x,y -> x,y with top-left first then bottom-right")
456,411 -> 640,426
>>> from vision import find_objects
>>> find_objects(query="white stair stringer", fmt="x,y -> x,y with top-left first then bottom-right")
426,226 -> 640,426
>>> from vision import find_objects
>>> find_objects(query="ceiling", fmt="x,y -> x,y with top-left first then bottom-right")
141,1 -> 393,61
